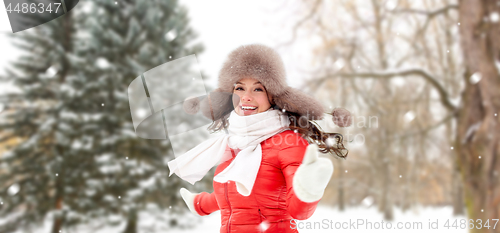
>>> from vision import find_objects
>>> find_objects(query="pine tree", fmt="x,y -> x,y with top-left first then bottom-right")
0,0 -> 207,232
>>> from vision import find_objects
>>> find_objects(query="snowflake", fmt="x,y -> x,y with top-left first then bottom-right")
490,12 -> 500,23
470,72 -> 482,84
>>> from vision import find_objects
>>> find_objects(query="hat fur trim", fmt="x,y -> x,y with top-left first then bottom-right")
218,44 -> 288,96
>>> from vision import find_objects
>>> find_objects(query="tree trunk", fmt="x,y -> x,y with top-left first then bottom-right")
123,209 -> 138,233
452,156 -> 465,216
457,0 -> 500,232
51,145 -> 66,233
50,197 -> 64,233
51,167 -> 65,233
378,143 -> 394,221
338,160 -> 345,211
382,159 -> 394,221
50,8 -> 73,233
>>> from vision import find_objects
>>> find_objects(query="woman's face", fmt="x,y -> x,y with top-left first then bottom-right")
233,77 -> 272,116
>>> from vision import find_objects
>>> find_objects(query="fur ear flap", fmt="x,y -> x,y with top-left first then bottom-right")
183,96 -> 201,115
331,108 -> 352,127
199,88 -> 234,121
273,87 -> 324,121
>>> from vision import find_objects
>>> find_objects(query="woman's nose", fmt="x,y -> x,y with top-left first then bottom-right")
241,90 -> 253,102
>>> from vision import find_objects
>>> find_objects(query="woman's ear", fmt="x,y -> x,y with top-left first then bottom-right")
267,92 -> 275,105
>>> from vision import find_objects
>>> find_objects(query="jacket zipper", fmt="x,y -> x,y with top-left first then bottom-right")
258,209 -> 267,221
258,209 -> 267,232
224,182 -> 232,233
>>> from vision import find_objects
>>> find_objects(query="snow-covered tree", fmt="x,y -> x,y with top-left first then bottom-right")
0,0 -> 206,232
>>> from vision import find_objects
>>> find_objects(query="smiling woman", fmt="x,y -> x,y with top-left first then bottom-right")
170,44 -> 349,233
232,77 -> 272,116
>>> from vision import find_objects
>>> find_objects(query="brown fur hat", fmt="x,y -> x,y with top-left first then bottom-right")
183,44 -> 325,121
218,44 -> 288,97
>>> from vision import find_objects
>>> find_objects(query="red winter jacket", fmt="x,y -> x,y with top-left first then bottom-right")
193,130 -> 320,233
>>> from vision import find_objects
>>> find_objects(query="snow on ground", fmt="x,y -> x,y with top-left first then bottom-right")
4,204 -> 469,233
167,205 -> 468,233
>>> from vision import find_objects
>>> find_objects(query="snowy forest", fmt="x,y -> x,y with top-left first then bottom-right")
0,0 -> 499,233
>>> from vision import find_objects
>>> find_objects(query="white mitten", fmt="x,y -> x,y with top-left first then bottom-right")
292,144 -> 334,202
180,188 -> 200,216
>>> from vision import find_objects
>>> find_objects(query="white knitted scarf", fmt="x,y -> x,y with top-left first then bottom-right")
167,108 -> 290,196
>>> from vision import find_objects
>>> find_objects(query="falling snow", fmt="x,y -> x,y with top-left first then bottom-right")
7,183 -> 20,196
334,59 -> 344,70
259,220 -> 270,232
385,0 -> 397,10
469,72 -> 482,84
165,29 -> 177,41
362,196 -> 374,207
45,66 -> 58,77
404,111 -> 415,122
135,108 -> 149,118
326,137 -> 336,147
95,57 -> 111,69
490,12 -> 500,23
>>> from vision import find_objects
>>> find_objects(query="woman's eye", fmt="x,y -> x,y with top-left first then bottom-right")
235,87 -> 263,91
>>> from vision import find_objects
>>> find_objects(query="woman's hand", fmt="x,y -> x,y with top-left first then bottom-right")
292,144 -> 334,202
180,188 -> 200,215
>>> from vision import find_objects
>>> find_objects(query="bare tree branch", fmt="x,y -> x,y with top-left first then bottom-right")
316,68 -> 458,112
275,0 -> 321,49
392,4 -> 458,46
390,4 -> 458,17
392,112 -> 456,141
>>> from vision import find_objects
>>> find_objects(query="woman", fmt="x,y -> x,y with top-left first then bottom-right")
168,44 -> 348,233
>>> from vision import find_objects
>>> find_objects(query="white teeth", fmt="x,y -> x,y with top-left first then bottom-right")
241,106 -> 257,110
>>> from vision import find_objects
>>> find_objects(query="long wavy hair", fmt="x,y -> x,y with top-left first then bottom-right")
206,88 -> 349,160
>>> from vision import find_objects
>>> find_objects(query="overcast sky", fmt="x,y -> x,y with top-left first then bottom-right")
0,0 -> 311,93
178,0 -> 311,89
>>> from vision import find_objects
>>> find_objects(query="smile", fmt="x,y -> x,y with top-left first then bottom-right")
241,106 -> 257,110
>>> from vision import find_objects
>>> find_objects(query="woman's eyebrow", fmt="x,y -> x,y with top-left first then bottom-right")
235,81 -> 262,85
